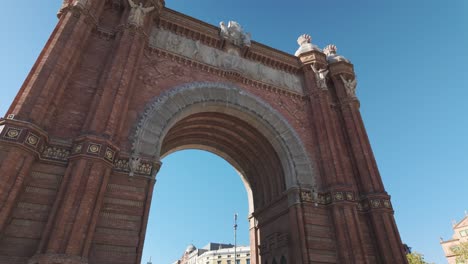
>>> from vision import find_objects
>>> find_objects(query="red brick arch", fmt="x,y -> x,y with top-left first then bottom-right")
132,82 -> 317,193
0,1 -> 408,264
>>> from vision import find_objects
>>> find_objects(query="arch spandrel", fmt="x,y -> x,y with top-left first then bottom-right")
131,81 -> 316,191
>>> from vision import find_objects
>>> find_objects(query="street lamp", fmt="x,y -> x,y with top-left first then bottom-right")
234,213 -> 238,264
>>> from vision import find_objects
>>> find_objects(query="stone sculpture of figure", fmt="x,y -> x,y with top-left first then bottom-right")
312,65 -> 329,90
340,74 -> 357,97
128,0 -> 155,27
129,155 -> 141,177
219,22 -> 229,38
219,20 -> 251,47
227,21 -> 242,41
58,0 -> 71,16
323,44 -> 350,63
72,0 -> 89,9
242,32 -> 252,47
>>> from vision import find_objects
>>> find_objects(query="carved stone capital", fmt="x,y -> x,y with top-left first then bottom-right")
297,50 -> 327,69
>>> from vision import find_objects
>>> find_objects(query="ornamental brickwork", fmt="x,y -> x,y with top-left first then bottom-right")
0,1 -> 407,263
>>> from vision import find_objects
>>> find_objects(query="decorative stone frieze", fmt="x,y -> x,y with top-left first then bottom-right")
143,48 -> 305,99
69,136 -> 120,165
113,156 -> 155,177
149,28 -> 304,93
41,146 -> 70,162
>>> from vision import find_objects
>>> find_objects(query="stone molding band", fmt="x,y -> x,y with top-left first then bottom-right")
299,189 -> 393,211
0,119 -> 156,178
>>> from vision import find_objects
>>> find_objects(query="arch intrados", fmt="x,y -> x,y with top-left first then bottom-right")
160,112 -> 283,190
159,113 -> 283,207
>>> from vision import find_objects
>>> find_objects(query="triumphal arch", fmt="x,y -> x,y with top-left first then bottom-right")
0,1 -> 408,263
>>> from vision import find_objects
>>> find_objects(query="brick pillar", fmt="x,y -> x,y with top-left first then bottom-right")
0,145 -> 35,231
7,2 -> 105,130
0,119 -> 51,238
329,61 -> 408,264
297,50 -> 367,263
248,215 -> 260,264
28,2 -> 165,263
287,190 -> 308,264
83,0 -> 164,139
30,155 -> 112,264
135,160 -> 161,264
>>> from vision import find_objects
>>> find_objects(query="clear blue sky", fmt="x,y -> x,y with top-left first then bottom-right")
1,1 -> 467,264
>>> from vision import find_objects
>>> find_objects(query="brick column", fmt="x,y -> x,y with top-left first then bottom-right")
0,146 -> 35,231
329,60 -> 408,263
297,50 -> 367,263
83,0 -> 164,139
29,136 -> 116,264
135,160 -> 161,264
0,119 -> 50,234
7,2 -> 105,129
248,215 -> 260,264
287,190 -> 308,264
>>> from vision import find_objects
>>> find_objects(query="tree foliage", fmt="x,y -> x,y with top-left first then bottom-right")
452,242 -> 468,263
406,252 -> 434,264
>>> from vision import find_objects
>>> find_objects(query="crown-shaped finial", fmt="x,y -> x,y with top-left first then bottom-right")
297,34 -> 311,46
324,44 -> 350,63
295,34 -> 320,56
324,44 -> 337,56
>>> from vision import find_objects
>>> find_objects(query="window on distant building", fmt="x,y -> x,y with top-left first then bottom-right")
218,256 -> 222,259
227,255 -> 231,258
217,261 -> 221,264
236,260 -> 240,264
246,259 -> 250,264
227,260 -> 231,264
460,229 -> 467,237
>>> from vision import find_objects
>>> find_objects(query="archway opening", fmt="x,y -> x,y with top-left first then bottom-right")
132,82 -> 317,264
141,110 -> 287,263
141,149 -> 251,264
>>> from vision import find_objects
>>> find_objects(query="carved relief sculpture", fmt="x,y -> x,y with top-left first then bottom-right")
129,154 -> 141,176
128,0 -> 155,27
149,28 -> 303,93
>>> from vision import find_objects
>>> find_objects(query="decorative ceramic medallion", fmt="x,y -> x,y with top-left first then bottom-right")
26,133 -> 39,146
88,144 -> 101,154
5,128 -> 21,139
105,148 -> 115,161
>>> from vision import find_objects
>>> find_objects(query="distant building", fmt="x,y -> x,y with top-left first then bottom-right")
172,243 -> 251,264
440,212 -> 468,264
